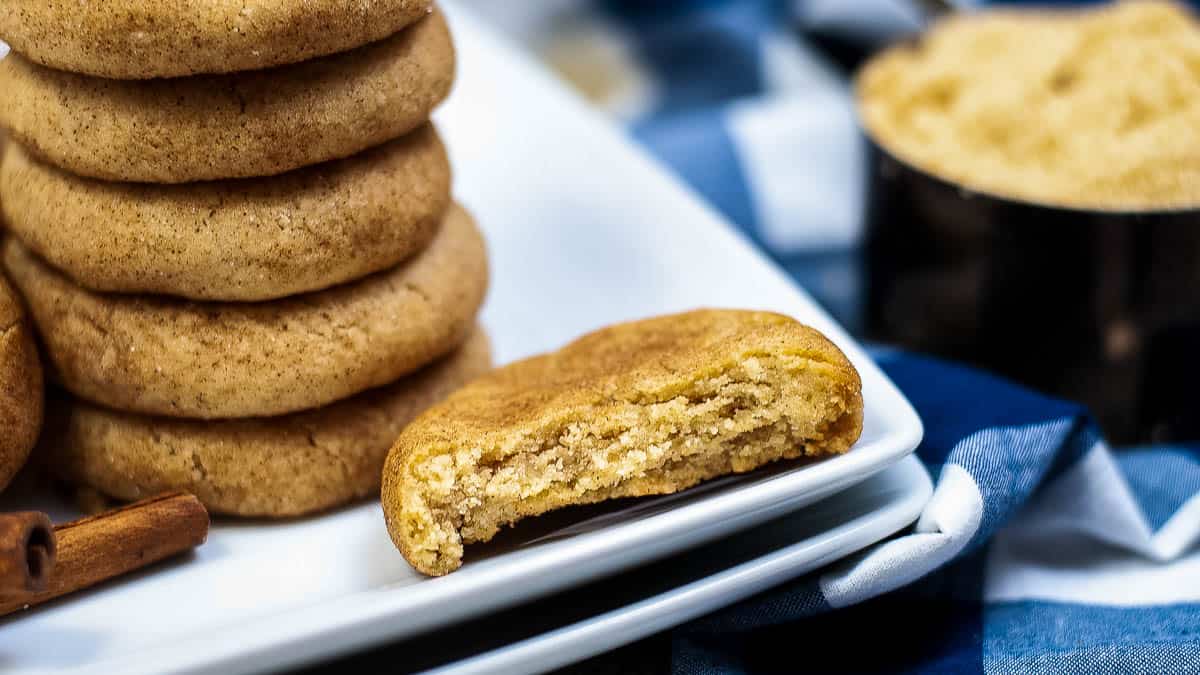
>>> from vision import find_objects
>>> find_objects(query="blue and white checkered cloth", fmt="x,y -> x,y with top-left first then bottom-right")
463,1 -> 1200,672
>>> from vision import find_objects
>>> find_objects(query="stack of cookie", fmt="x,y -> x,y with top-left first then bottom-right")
0,2 -> 490,517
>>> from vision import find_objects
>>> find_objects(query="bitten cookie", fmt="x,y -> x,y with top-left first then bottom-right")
383,309 -> 864,575
0,271 -> 43,493
0,11 -> 454,183
47,329 -> 491,517
4,204 -> 488,420
1,124 -> 450,301
0,1 -> 432,79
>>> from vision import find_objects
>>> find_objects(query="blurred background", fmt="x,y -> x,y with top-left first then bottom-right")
461,0 -> 1200,446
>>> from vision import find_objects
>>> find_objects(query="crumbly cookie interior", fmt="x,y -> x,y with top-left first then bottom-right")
397,353 -> 860,575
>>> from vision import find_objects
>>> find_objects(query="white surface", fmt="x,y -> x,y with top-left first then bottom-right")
431,456 -> 932,675
0,3 -> 922,673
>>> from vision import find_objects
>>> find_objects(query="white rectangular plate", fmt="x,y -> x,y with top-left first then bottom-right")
432,457 -> 931,675
319,455 -> 931,674
437,457 -> 931,675
0,4 -> 922,674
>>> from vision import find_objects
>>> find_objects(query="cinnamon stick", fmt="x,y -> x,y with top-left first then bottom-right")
0,512 -> 55,597
0,492 -> 208,616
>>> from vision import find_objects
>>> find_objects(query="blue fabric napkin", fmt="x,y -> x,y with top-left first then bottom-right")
673,354 -> 1200,673
459,0 -> 1200,672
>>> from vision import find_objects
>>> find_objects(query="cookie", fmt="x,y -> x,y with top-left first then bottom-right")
1,124 -> 450,301
0,127 -> 6,216
47,329 -> 491,517
0,271 -> 43,494
0,1 -> 432,80
4,204 -> 488,420
0,11 -> 454,183
383,309 -> 864,575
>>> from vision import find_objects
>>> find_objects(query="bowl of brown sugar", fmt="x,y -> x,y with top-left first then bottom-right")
855,0 -> 1200,442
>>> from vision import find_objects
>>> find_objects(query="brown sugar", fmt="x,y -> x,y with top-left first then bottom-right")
858,1 -> 1200,210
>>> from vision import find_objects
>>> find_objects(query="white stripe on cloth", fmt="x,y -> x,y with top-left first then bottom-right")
759,26 -> 846,95
820,463 -> 983,608
455,0 -> 657,120
725,91 -> 865,252
725,20 -> 863,252
999,441 -> 1197,563
985,442 -> 1200,606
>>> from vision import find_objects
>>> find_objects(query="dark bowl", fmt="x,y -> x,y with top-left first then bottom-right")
860,137 -> 1200,443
